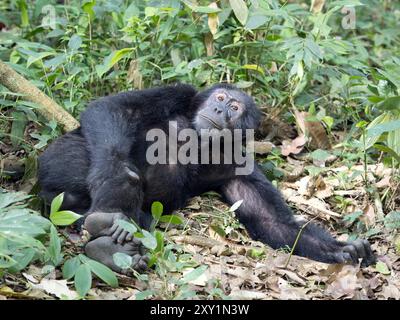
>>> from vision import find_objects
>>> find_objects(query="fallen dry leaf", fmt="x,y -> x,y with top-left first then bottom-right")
254,141 -> 274,154
324,265 -> 363,299
30,278 -> 78,300
280,135 -> 307,156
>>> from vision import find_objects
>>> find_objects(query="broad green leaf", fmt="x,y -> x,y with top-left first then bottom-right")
86,259 -> 118,287
367,120 -> 400,138
50,193 -> 64,214
18,0 -> 29,27
68,34 -> 82,51
74,264 -> 92,297
159,215 -> 183,225
135,289 -> 154,300
384,211 -> 400,230
47,225 -> 62,266
141,230 -> 157,250
364,113 -> 391,149
124,3 -> 140,21
181,265 -> 208,284
229,0 -> 248,25
82,0 -> 96,20
151,201 -> 164,220
63,257 -> 81,279
245,14 -> 268,29
0,190 -> 31,209
154,230 -> 164,253
116,219 -> 137,234
113,252 -> 132,270
96,48 -> 134,77
311,149 -> 331,161
387,127 -> 400,157
50,210 -> 82,226
27,52 -> 55,67
375,261 -> 390,275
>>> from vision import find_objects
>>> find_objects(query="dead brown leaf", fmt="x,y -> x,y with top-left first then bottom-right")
280,135 -> 307,156
254,141 -> 274,155
294,110 -> 331,150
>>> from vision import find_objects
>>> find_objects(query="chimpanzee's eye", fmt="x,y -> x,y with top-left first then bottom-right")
216,94 -> 225,101
231,104 -> 239,111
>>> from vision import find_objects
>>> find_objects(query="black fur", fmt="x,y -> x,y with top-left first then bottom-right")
38,84 -> 376,266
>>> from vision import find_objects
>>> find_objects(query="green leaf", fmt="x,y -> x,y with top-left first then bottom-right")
10,111 -> 27,147
375,261 -> 390,275
311,149 -> 331,161
135,289 -> 154,300
116,219 -> 137,234
124,3 -> 140,21
245,14 -> 269,29
158,215 -> 183,225
229,0 -> 248,25
154,230 -> 164,253
182,1 -> 221,13
113,252 -> 133,270
50,210 -> 82,226
141,230 -> 157,250
387,127 -> 400,157
384,211 -> 400,230
85,259 -> 118,287
181,265 -> 208,284
68,34 -> 82,51
74,264 -> 92,297
96,48 -> 134,78
47,225 -> 62,266
367,119 -> 400,138
50,193 -> 64,214
151,201 -> 164,220
63,257 -> 81,279
82,0 -> 96,20
0,190 -> 31,209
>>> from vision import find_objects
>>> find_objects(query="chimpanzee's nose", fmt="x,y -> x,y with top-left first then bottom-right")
214,107 -> 223,114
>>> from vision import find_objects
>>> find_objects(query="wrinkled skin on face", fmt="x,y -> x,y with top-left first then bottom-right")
193,84 -> 261,133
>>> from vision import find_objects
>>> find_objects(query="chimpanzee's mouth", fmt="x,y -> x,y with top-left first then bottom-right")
198,113 -> 223,130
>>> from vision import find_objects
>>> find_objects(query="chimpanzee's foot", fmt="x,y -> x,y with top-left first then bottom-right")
84,211 -> 134,244
85,236 -> 148,274
332,239 -> 376,267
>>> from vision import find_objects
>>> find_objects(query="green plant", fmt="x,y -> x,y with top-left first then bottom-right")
0,189 -> 59,274
112,201 -> 209,299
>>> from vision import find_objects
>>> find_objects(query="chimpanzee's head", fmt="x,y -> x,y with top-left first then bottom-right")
192,84 -> 261,134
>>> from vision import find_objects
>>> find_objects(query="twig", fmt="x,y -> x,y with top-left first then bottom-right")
284,215 -> 320,268
0,60 -> 79,132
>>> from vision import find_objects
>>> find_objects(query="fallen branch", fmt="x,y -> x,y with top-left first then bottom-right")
0,60 -> 79,132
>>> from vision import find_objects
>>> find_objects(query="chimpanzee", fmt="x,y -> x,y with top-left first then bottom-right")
38,84 -> 376,273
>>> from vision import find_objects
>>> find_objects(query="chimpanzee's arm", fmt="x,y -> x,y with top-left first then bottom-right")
220,165 -> 376,266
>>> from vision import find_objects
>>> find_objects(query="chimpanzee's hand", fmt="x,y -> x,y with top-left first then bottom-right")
332,239 -> 376,267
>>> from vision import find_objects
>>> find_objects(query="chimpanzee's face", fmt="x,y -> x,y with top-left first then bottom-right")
194,88 -> 249,131
193,86 -> 261,134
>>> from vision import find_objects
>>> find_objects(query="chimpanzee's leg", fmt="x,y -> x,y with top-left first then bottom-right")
38,128 -> 91,214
